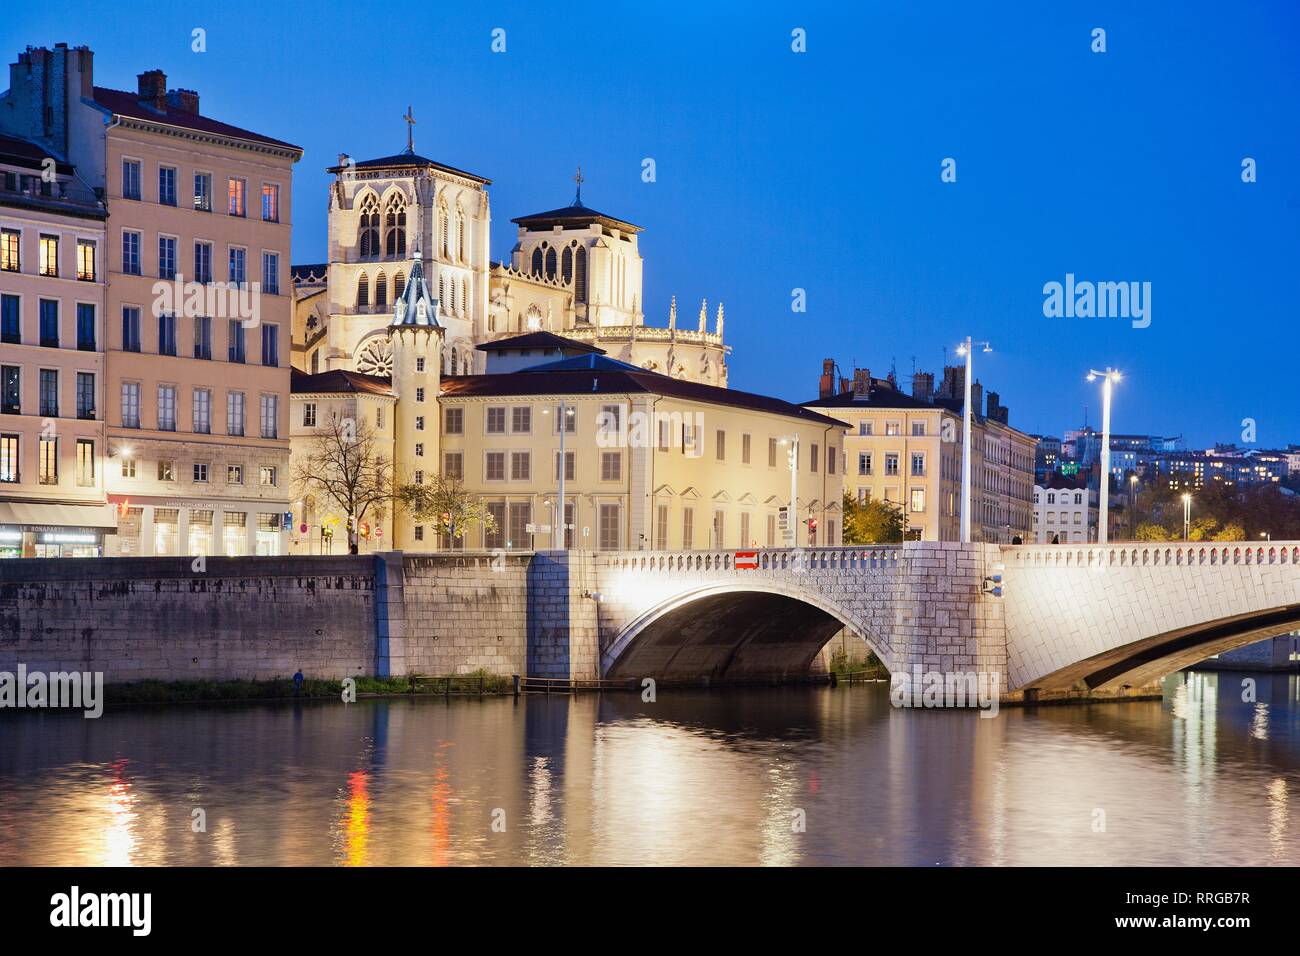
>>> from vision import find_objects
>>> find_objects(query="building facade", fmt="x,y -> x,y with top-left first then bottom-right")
1032,475 -> 1097,544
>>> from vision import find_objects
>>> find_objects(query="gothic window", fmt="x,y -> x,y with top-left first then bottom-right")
530,247 -> 543,277
545,246 -> 557,280
355,337 -> 393,376
574,246 -> 587,302
456,206 -> 466,262
439,203 -> 450,259
438,273 -> 446,312
375,270 -> 388,307
562,246 -> 573,284
526,304 -> 543,331
356,272 -> 369,308
459,278 -> 467,316
393,271 -> 406,299
384,194 -> 406,258
357,194 -> 380,259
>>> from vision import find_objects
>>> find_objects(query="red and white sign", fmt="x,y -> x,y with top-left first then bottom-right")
734,551 -> 758,570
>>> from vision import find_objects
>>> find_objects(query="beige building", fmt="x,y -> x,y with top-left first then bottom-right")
0,130 -> 113,556
805,360 -> 1034,543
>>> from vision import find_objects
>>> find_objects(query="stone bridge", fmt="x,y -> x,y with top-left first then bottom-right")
581,541 -> 1300,700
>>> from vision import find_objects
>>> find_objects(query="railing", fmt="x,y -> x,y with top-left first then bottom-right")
513,675 -> 640,695
408,673 -> 509,696
1003,542 -> 1300,568
596,547 -> 903,573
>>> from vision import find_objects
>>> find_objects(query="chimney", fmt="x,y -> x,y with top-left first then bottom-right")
137,69 -> 167,107
818,359 -> 835,400
165,88 -> 199,113
852,368 -> 871,399
971,381 -> 984,419
911,371 -> 934,402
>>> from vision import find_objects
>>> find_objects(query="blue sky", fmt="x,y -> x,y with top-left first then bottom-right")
6,2 -> 1298,446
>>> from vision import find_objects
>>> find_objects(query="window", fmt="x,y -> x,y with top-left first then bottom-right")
598,504 -> 620,551
600,452 -> 622,481
912,421 -> 927,436
157,313 -> 177,356
554,451 -> 575,481
414,443 -> 424,457
508,502 -> 531,549
444,407 -> 463,434
1,366 -> 19,414
38,235 -> 58,276
77,240 -> 96,281
194,172 -> 212,211
741,433 -> 752,465
158,236 -> 177,279
553,405 -> 576,433
416,357 -> 425,373
260,466 -> 277,486
0,295 -> 17,344
158,460 -> 175,481
444,452 -> 464,480
76,372 -> 94,420
1,228 -> 20,271
911,452 -> 925,476
713,510 -> 725,548
511,406 -> 531,433
598,404 -> 622,440
76,303 -> 95,350
121,382 -> 141,428
122,230 -> 141,275
39,299 -> 59,348
828,447 -> 837,475
194,241 -> 213,284
259,394 -> 278,439
740,512 -> 751,547
194,315 -> 212,359
885,421 -> 901,437
655,504 -> 669,549
885,453 -> 900,476
229,247 -> 246,286
510,451 -> 531,481
76,439 -> 94,487
414,387 -> 425,403
40,369 -> 58,417
194,463 -> 209,483
858,421 -> 873,436
122,159 -> 141,200
769,437 -> 778,467
413,469 -> 424,485
261,324 -> 279,367
484,451 -> 505,481
228,178 -> 246,217
414,526 -> 424,542
121,307 -> 141,352
716,430 -> 726,460
486,407 -> 506,433
193,388 -> 211,433
911,488 -> 926,513
227,390 -> 244,437
859,452 -> 872,475
0,434 -> 17,482
121,457 -> 135,479
358,193 -> 380,258
227,464 -> 243,485
262,251 -> 279,294
303,402 -> 317,427
810,443 -> 819,473
261,183 -> 280,222
228,320 -> 245,363
159,166 -> 177,206
157,385 -> 177,430
413,415 -> 422,431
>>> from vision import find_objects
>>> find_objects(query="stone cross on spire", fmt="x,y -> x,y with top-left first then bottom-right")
572,165 -> 585,206
403,106 -> 416,154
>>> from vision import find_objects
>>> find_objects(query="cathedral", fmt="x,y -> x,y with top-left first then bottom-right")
290,120 -> 729,385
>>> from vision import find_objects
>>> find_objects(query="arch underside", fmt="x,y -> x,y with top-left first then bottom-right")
1025,604 -> 1300,692
604,589 -> 881,683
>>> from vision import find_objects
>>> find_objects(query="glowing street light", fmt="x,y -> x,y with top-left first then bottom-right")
1182,493 -> 1192,541
956,337 -> 992,543
778,435 -> 800,546
1086,368 -> 1121,544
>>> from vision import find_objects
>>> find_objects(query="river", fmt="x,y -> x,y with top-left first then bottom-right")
1,670 -> 1297,866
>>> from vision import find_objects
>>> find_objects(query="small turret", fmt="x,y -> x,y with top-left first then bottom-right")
669,295 -> 677,331
698,298 -> 707,333
715,301 -> 724,338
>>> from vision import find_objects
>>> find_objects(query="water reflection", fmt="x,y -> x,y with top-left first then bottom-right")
0,670 -> 1298,866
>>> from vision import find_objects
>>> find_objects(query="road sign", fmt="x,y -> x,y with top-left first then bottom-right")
734,551 -> 758,570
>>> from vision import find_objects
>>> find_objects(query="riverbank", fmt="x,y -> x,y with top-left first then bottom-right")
102,671 -> 516,707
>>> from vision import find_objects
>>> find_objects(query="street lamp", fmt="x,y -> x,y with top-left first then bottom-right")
1182,493 -> 1192,542
1261,531 -> 1271,542
778,435 -> 800,546
542,403 -> 574,549
956,337 -> 992,543
1086,368 -> 1121,544
1129,474 -> 1139,539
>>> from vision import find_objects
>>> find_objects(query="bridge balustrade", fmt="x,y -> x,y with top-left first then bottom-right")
597,547 -> 902,573
1003,542 -> 1300,569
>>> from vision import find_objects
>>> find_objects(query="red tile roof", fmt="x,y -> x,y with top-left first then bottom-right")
291,368 -> 393,396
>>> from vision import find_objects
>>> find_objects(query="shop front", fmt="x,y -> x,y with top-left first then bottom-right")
107,495 -> 291,558
0,501 -> 119,558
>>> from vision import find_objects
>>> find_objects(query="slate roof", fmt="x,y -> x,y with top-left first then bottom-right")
511,202 -> 641,234
291,368 -> 393,397
475,331 -> 604,354
91,87 -> 301,151
326,150 -> 491,185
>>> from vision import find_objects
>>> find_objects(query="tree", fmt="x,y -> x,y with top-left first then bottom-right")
292,410 -> 393,554
842,492 -> 905,544
1134,521 -> 1173,541
397,473 -> 497,544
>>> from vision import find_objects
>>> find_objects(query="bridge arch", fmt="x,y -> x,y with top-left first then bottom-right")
601,582 -> 895,683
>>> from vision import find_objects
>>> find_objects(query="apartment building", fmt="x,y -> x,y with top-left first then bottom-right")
1,45 -> 303,556
1032,474 -> 1096,544
0,131 -> 112,556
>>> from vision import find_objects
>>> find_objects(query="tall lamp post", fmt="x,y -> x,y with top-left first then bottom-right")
1086,368 -> 1121,544
1182,493 -> 1192,541
1129,474 -> 1139,539
543,403 -> 574,549
956,337 -> 992,543
779,435 -> 800,546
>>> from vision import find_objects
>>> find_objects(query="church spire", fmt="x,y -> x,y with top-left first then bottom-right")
572,165 -> 584,206
698,298 -> 707,333
668,295 -> 677,330
715,301 -> 724,338
403,106 -> 416,155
